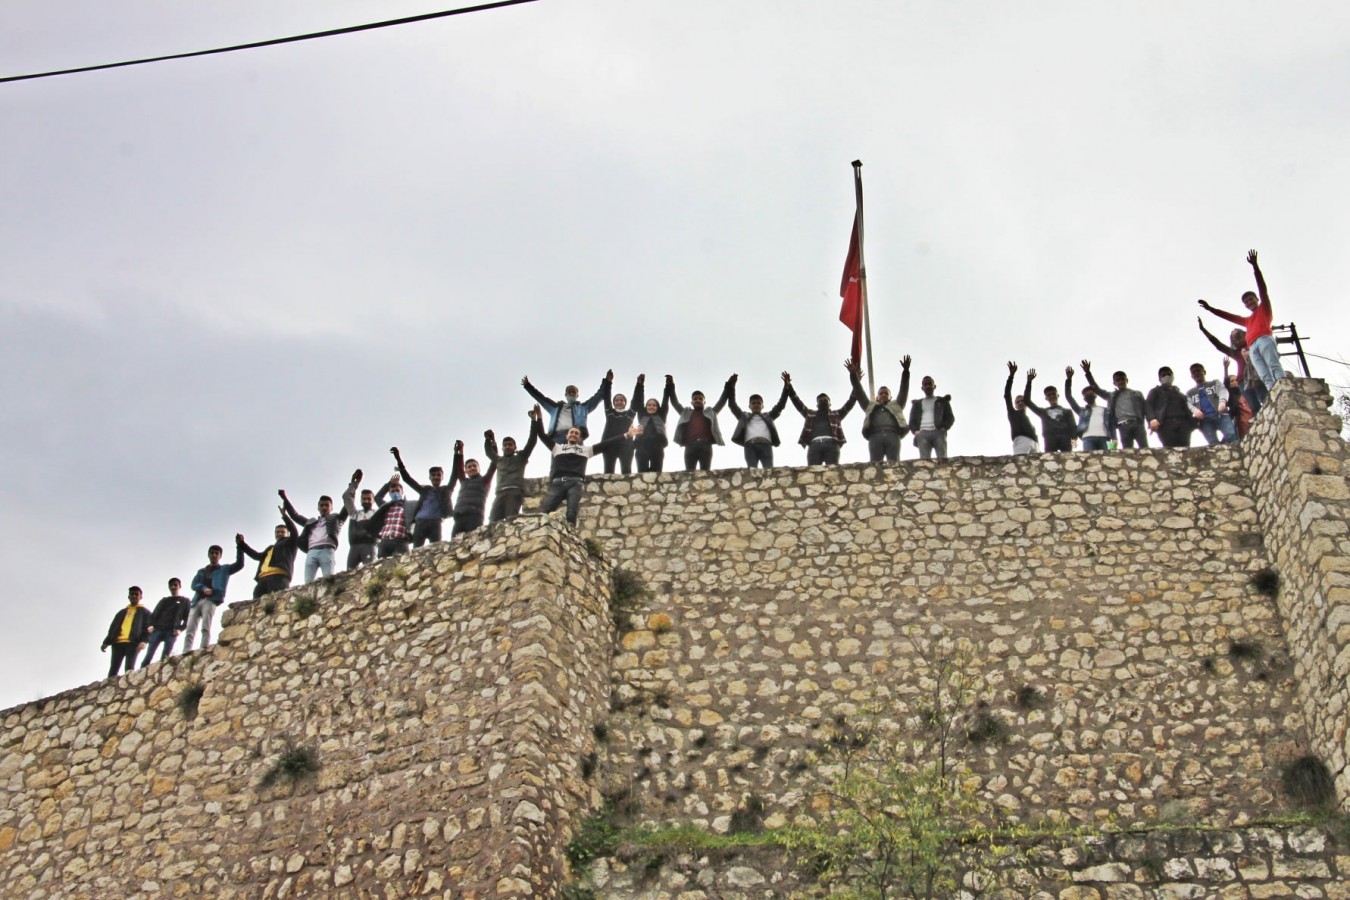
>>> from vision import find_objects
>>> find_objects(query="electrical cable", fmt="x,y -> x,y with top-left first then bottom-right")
0,0 -> 537,85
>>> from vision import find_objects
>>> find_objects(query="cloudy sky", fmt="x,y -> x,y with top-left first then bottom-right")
2,0 -> 1347,710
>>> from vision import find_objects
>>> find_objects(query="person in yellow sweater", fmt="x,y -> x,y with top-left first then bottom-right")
101,587 -> 149,677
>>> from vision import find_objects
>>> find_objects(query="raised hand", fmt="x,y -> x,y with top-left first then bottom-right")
728,373 -> 738,384
1197,299 -> 1213,311
606,369 -> 614,381
665,374 -> 674,386
1007,361 -> 1018,375
1027,368 -> 1037,381
781,371 -> 792,384
1080,359 -> 1091,373
901,354 -> 911,370
636,373 -> 645,384
277,489 -> 287,499
454,439 -> 464,451
390,446 -> 401,459
351,469 -> 363,484
531,404 -> 542,419
520,376 -> 530,387
626,424 -> 644,438
484,429 -> 495,441
844,358 -> 860,375
1065,366 -> 1074,378
235,533 -> 244,544
1247,249 -> 1259,267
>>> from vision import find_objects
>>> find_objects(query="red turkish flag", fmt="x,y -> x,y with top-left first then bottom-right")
839,212 -> 863,366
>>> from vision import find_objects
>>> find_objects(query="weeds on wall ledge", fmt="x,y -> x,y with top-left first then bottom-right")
259,739 -> 322,789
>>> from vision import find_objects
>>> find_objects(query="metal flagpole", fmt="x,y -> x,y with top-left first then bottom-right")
852,160 -> 875,397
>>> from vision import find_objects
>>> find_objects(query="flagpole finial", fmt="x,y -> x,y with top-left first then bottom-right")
852,160 -> 862,169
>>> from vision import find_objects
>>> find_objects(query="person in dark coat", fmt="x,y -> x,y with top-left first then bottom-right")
140,578 -> 189,668
102,587 -> 149,677
1147,366 -> 1196,448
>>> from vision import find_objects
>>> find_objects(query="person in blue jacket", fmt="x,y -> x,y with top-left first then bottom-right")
521,371 -> 609,443
183,540 -> 245,651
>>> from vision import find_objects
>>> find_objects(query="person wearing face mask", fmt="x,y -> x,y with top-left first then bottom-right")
599,374 -> 644,474
634,386 -> 672,473
847,356 -> 912,463
1004,361 -> 1038,456
1146,366 -> 1195,448
521,372 -> 610,444
725,372 -> 791,469
369,476 -> 413,559
668,375 -> 731,471
785,370 -> 859,465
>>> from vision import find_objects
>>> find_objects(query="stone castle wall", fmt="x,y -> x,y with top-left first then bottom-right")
1,379 -> 1346,899
0,518 -> 611,899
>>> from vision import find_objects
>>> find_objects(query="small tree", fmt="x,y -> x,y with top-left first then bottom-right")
780,628 -> 1073,898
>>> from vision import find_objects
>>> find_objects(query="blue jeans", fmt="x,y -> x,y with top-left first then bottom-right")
1248,335 -> 1286,390
304,547 -> 336,583
139,628 -> 177,667
1081,436 -> 1109,451
1196,414 -> 1237,445
1242,381 -> 1268,417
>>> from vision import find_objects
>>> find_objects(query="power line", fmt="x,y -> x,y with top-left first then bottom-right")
0,0 -> 538,85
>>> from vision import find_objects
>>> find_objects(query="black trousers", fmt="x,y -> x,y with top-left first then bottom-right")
683,440 -> 713,471
254,574 -> 290,598
602,441 -> 635,474
743,441 -> 774,468
635,444 -> 664,473
1044,435 -> 1073,453
541,477 -> 584,525
867,431 -> 900,462
807,440 -> 841,465
452,513 -> 484,537
108,643 -> 139,677
411,518 -> 442,548
347,542 -> 375,570
378,538 -> 410,559
1116,420 -> 1148,449
1158,422 -> 1193,448
489,489 -> 524,523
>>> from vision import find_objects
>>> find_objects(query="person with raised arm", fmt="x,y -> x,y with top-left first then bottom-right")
1082,360 -> 1149,449
668,375 -> 731,471
449,439 -> 497,537
1064,366 -> 1112,452
633,383 -> 672,473
1023,368 -> 1077,453
342,470 -> 378,569
848,357 -> 911,462
725,372 -> 791,469
183,540 -> 246,651
238,521 -> 299,598
1197,317 -> 1267,418
599,374 -> 644,474
785,370 -> 859,465
391,446 -> 453,548
1004,362 -> 1038,456
534,408 -> 640,525
280,486 -> 349,583
1198,249 -> 1285,391
521,371 -> 609,444
485,408 -> 540,524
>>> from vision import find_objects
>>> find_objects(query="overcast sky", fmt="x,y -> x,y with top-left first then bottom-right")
2,0 -> 1347,710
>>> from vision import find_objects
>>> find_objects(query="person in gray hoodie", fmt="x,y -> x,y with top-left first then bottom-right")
848,357 -> 911,462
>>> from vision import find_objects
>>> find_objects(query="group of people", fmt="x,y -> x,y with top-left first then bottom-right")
1001,250 -> 1288,455
98,250 -> 1293,677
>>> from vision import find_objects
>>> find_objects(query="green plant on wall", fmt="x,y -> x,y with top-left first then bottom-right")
779,627 -> 1078,898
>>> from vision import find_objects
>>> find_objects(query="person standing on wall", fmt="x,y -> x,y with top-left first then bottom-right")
724,372 -> 791,469
1185,362 -> 1237,445
280,488 -> 348,583
485,408 -> 540,524
599,374 -> 643,474
633,388 -> 672,474
908,370 -> 955,460
101,586 -> 149,677
522,372 -> 609,444
668,375 -> 731,471
1023,368 -> 1077,453
1004,362 -> 1038,456
1198,249 -> 1286,391
1146,366 -> 1195,448
1082,360 -> 1150,449
184,541 -> 245,651
449,440 -> 496,537
342,470 -> 379,569
392,447 -> 454,548
785,370 -> 858,465
534,407 -> 640,525
239,522 -> 299,598
1064,367 -> 1112,451
848,357 -> 911,463
140,578 -> 189,667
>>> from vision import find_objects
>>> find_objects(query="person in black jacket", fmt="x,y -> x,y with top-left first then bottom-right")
280,486 -> 350,583
848,358 -> 911,462
392,447 -> 453,548
725,373 -> 791,469
633,392 -> 672,474
1005,362 -> 1038,455
600,374 -> 644,474
342,470 -> 379,569
785,371 -> 858,465
1147,366 -> 1195,448
535,411 -> 638,525
102,587 -> 149,677
908,373 -> 955,460
239,523 -> 299,598
140,578 -> 189,668
485,409 -> 540,524
1023,369 -> 1077,453
450,440 -> 497,537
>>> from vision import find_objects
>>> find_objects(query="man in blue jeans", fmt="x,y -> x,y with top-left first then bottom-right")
280,486 -> 349,582
140,578 -> 189,667
1186,362 -> 1237,445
